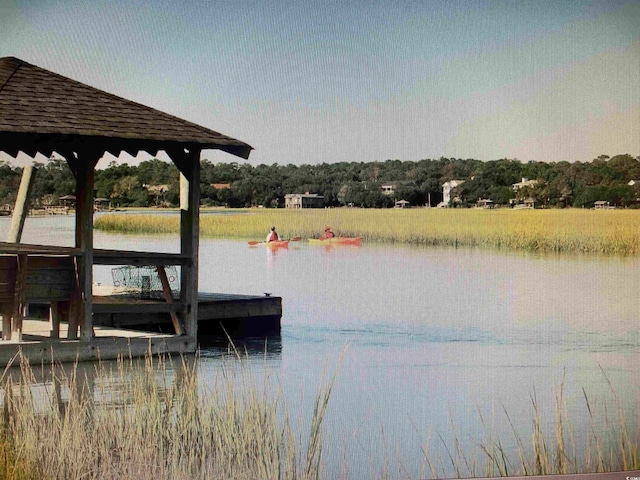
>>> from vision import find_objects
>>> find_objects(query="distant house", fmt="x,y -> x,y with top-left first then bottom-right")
594,200 -> 612,209
512,178 -> 539,190
476,198 -> 494,209
512,197 -> 535,209
381,183 -> 399,195
394,199 -> 410,208
59,194 -> 76,207
285,193 -> 325,208
94,198 -> 110,211
439,180 -> 465,207
381,180 -> 415,196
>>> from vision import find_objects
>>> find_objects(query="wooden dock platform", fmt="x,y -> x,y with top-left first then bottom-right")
1,293 -> 281,366
92,292 -> 282,338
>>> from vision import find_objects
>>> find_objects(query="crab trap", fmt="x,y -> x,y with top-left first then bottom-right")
111,265 -> 180,299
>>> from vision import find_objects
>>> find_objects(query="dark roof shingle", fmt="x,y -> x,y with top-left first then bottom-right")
0,56 -> 252,159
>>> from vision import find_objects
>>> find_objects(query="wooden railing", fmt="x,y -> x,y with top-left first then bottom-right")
0,242 -> 188,340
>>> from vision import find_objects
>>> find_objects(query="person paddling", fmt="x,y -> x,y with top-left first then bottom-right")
319,226 -> 335,240
266,226 -> 279,242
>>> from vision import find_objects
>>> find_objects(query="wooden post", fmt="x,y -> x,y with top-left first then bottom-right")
173,148 -> 201,340
11,254 -> 27,341
0,303 -> 11,340
7,165 -> 36,243
49,301 -> 60,339
69,151 -> 101,341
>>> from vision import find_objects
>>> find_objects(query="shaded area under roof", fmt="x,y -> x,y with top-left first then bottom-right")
0,56 -> 252,159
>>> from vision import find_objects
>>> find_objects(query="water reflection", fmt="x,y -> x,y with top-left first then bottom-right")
0,354 -> 195,415
199,334 -> 282,359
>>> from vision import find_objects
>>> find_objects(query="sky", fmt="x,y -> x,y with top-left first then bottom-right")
1,0 -> 639,168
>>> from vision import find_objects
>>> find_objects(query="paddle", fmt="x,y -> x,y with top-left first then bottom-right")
248,237 -> 301,246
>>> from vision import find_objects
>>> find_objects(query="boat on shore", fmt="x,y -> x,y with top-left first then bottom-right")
308,237 -> 362,246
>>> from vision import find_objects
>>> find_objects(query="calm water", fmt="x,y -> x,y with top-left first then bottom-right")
4,214 -> 640,478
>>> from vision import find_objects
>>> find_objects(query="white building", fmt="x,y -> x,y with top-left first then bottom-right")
440,180 -> 465,207
284,193 -> 325,208
512,177 -> 539,190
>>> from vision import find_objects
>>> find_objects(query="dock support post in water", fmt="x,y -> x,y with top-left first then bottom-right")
68,150 -> 101,341
170,147 -> 202,340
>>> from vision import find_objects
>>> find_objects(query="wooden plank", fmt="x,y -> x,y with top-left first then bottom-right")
49,301 -> 60,339
67,268 -> 81,340
0,244 -> 187,266
0,335 -> 196,366
198,297 -> 282,320
0,242 -> 80,255
11,254 -> 27,341
1,302 -> 11,340
92,302 -> 183,314
157,266 -> 184,335
93,250 -> 189,266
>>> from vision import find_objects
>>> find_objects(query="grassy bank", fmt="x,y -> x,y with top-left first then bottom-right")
95,208 -> 640,255
0,354 -> 637,479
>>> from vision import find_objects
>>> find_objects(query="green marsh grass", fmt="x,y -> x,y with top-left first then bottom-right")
95,208 -> 640,255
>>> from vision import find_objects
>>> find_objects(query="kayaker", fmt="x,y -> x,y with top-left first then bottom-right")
266,226 -> 279,242
319,226 -> 335,240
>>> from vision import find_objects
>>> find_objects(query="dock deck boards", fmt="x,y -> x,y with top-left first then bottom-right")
0,292 -> 282,366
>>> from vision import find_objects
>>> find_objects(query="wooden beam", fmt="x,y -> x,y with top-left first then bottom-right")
71,149 -> 101,341
0,335 -> 197,367
7,164 -> 37,243
157,266 -> 184,335
168,148 -> 201,340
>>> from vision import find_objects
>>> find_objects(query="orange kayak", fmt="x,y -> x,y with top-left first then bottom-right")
248,240 -> 290,248
308,237 -> 362,246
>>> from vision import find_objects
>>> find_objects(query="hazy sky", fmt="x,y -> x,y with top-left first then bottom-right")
1,0 -> 639,167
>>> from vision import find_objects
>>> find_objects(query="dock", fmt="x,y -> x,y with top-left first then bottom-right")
0,56 -> 255,367
91,292 -> 282,338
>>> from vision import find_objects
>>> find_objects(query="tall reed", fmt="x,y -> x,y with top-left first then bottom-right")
420,379 -> 639,479
0,351 -> 335,480
0,352 -> 638,479
95,208 -> 640,255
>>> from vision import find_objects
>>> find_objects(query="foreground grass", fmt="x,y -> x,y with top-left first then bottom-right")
95,208 -> 640,255
1,353 -> 637,479
0,352 -> 335,480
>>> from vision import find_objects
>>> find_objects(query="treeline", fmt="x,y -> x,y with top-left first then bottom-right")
1,154 -> 639,210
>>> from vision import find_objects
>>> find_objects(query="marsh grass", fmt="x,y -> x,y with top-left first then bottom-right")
419,379 -> 639,479
1,351 -> 637,480
95,208 -> 640,255
0,351 -> 336,480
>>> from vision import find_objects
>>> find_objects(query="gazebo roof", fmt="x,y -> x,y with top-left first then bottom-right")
0,56 -> 252,159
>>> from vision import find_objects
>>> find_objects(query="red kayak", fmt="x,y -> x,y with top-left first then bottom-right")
308,237 -> 362,246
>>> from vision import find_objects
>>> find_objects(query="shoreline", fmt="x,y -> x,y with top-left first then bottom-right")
93,208 -> 640,256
